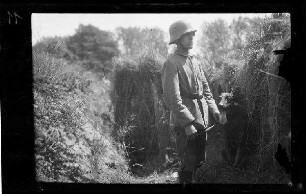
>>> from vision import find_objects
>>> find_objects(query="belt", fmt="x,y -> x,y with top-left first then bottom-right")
181,93 -> 203,100
181,92 -> 206,126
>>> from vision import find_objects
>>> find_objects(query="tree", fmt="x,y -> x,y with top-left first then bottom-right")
116,27 -> 167,57
229,16 -> 251,50
199,19 -> 231,61
66,24 -> 120,76
244,14 -> 290,56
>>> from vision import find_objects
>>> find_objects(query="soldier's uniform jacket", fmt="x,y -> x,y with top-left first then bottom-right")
161,48 -> 219,129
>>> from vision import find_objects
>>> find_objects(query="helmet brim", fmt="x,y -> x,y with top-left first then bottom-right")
168,30 -> 197,45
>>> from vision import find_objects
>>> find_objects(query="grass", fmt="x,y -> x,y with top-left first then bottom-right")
195,155 -> 291,184
134,169 -> 178,184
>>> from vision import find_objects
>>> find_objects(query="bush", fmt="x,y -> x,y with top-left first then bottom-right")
33,49 -> 133,183
110,49 -> 176,170
195,14 -> 291,184
33,36 -> 76,61
229,15 -> 291,181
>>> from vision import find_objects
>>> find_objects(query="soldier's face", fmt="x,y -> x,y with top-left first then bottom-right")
179,32 -> 195,50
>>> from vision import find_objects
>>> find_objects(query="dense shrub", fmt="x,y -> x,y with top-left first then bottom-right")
33,50 -> 133,183
33,37 -> 77,61
194,14 -> 291,184
110,49 -> 176,170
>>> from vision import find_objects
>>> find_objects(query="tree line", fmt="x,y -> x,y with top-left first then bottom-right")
34,14 -> 290,79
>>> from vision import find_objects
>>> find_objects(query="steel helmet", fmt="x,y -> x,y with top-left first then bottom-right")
169,20 -> 197,45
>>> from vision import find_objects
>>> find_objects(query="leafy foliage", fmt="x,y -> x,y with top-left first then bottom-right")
199,19 -> 231,63
232,14 -> 291,178
195,14 -> 291,184
66,24 -> 120,76
229,16 -> 251,51
116,27 -> 168,57
33,49 -> 133,183
33,36 -> 77,61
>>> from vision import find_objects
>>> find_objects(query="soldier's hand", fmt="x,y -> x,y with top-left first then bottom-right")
213,111 -> 221,121
185,124 -> 197,141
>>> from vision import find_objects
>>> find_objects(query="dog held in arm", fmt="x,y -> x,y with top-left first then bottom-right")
217,88 -> 248,167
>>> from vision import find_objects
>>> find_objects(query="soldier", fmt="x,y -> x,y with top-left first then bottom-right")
161,20 -> 223,184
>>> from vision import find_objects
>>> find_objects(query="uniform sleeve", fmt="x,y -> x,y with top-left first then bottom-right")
161,60 -> 195,128
200,67 -> 220,114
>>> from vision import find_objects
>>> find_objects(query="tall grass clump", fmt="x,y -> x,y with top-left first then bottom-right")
110,49 -> 176,174
235,14 -> 291,168
33,44 -> 134,183
227,15 -> 290,184
195,14 -> 291,184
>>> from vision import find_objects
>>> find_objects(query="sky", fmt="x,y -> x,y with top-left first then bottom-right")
31,13 -> 273,55
32,13 -> 270,45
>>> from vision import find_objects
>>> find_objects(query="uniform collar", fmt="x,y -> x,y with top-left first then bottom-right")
175,46 -> 193,59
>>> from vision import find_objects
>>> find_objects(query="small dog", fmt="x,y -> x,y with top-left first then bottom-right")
217,88 -> 248,167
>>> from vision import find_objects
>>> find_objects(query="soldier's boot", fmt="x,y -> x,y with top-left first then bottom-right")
178,171 -> 193,184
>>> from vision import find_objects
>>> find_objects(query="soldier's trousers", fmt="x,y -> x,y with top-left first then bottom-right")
173,123 -> 207,173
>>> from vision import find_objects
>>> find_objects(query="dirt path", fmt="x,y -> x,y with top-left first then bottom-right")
132,169 -> 179,184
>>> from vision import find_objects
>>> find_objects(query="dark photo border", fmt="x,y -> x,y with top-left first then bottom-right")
1,0 -> 305,192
